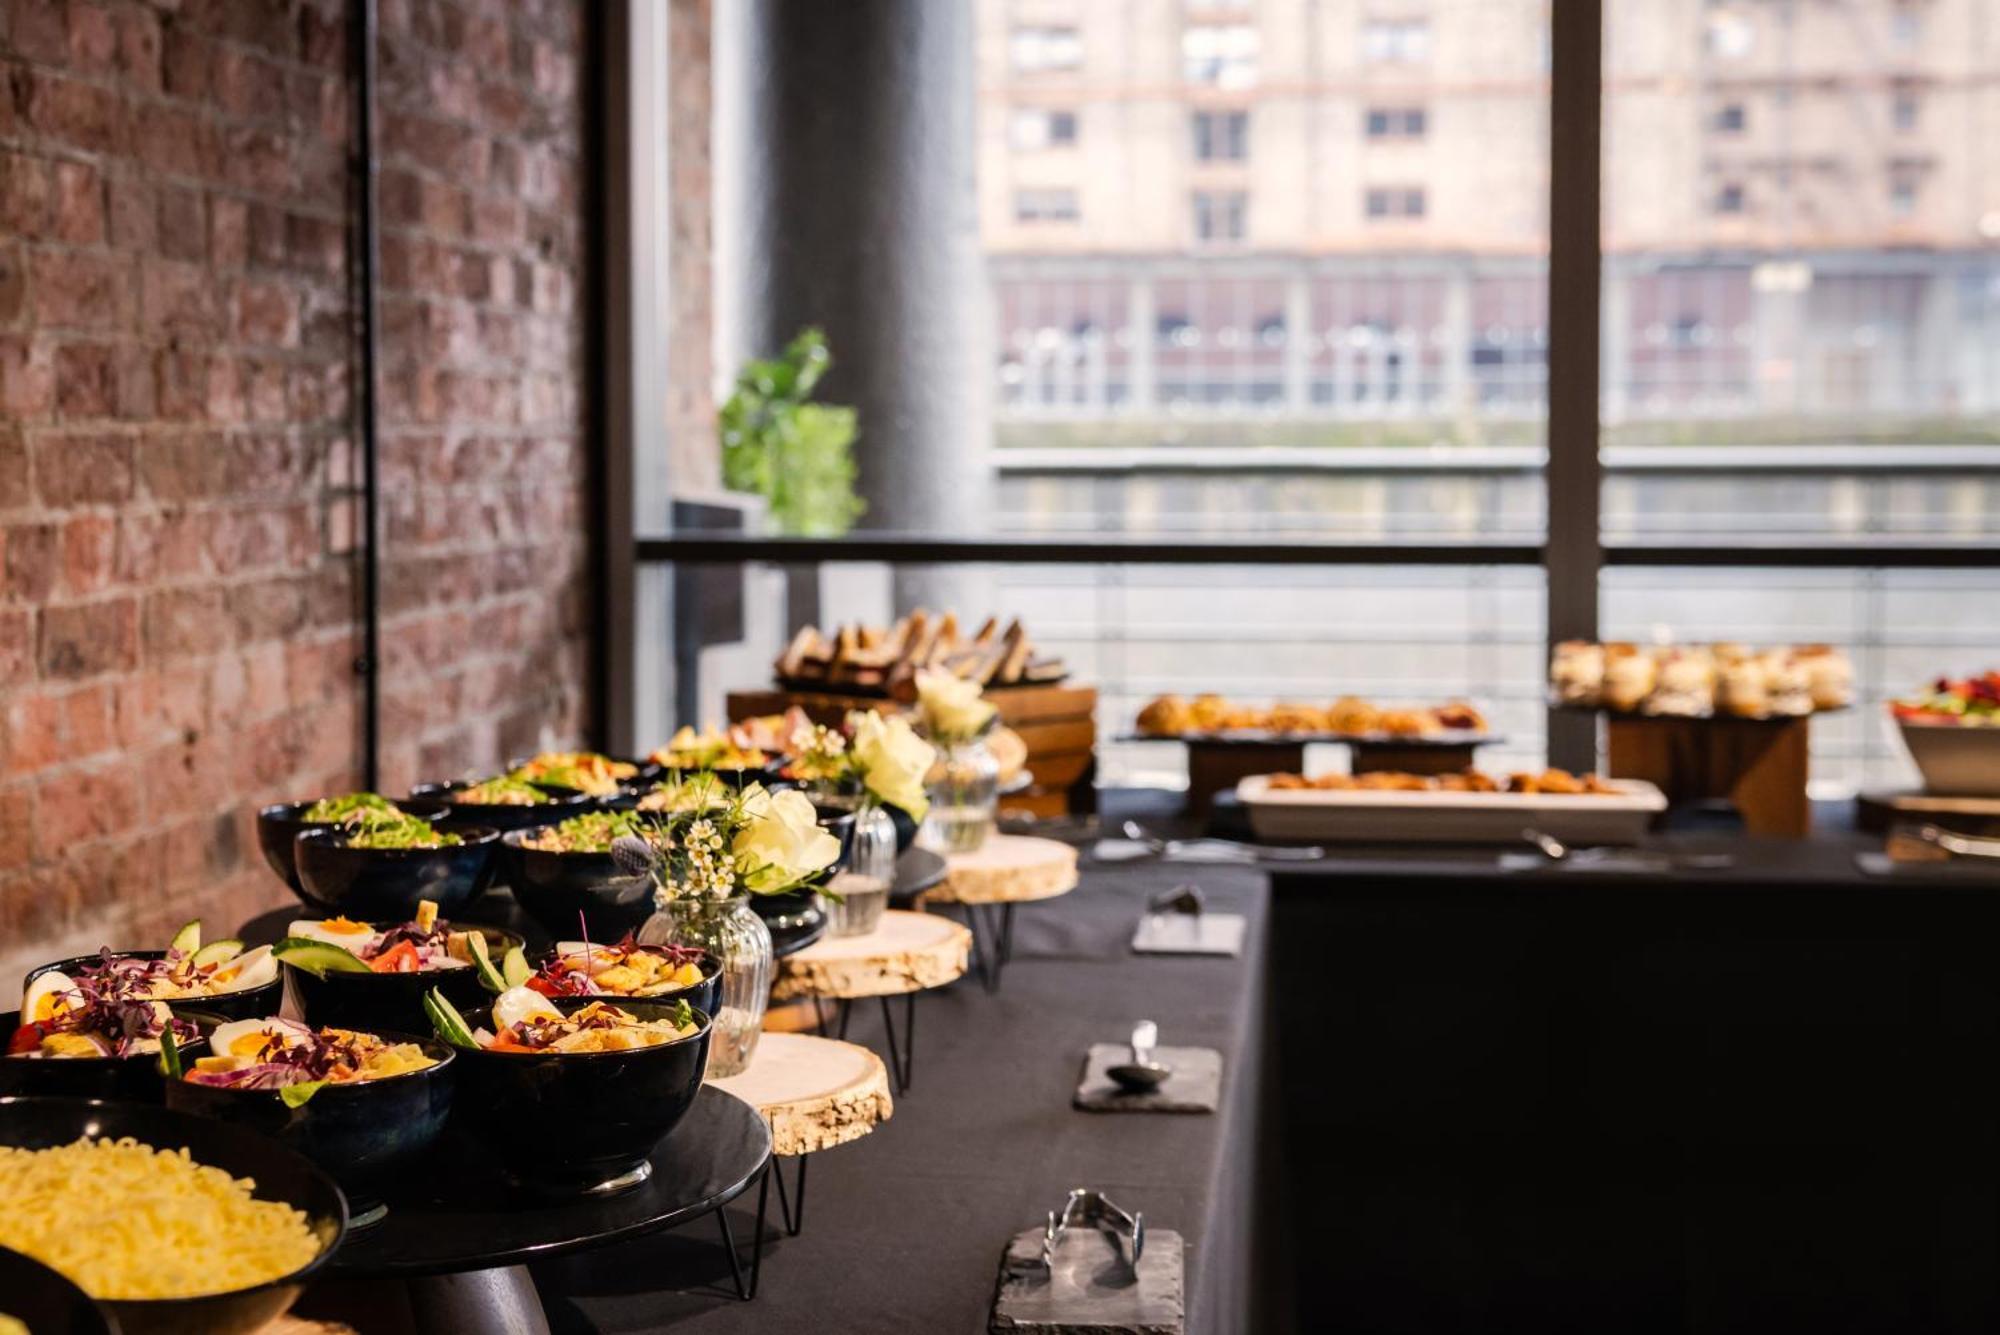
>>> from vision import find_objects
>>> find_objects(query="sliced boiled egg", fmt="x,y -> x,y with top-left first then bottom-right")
491,985 -> 563,1032
207,1017 -> 310,1062
21,971 -> 78,1023
209,945 -> 277,993
288,918 -> 379,950
553,941 -> 620,972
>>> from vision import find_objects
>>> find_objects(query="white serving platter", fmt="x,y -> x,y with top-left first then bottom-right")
1236,774 -> 1667,845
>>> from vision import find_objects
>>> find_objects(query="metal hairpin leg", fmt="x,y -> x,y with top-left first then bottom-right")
812,994 -> 918,1096
964,903 -> 1018,992
769,1151 -> 810,1236
716,1198 -> 751,1301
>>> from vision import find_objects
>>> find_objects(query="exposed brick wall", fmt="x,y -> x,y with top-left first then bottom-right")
0,0 -> 592,992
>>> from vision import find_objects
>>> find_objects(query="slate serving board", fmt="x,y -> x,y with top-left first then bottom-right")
1074,1045 -> 1222,1114
991,1225 -> 1184,1334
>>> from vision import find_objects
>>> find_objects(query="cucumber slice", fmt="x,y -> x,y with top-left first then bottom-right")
169,920 -> 201,955
272,937 -> 372,977
158,1026 -> 183,1079
466,932 -> 507,995
500,946 -> 532,989
424,988 -> 478,1049
189,939 -> 243,969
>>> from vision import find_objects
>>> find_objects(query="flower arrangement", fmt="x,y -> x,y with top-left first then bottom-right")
611,779 -> 842,904
787,710 -> 935,821
914,670 -> 998,745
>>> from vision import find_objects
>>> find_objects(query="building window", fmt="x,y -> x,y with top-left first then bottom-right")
1363,186 -> 1425,219
1889,173 -> 1919,218
1890,4 -> 1921,47
1192,190 -> 1248,244
1010,26 -> 1082,73
1362,18 -> 1431,63
1713,181 -> 1746,215
1014,188 -> 1080,223
1711,102 -> 1746,133
1183,23 -> 1259,87
1891,89 -> 1919,132
1191,110 -> 1250,161
1705,12 -> 1754,60
1364,106 -> 1427,139
1011,108 -> 1079,150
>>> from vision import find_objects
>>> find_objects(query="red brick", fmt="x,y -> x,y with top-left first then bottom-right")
35,763 -> 136,855
59,514 -> 115,595
161,24 -> 212,99
19,72 -> 124,155
67,2 -> 118,72
142,585 -> 228,661
131,104 -> 213,179
5,694 -> 63,775
106,172 -> 155,250
235,277 -> 298,346
212,47 -> 285,120
207,194 -> 247,267
0,607 -> 30,692
0,153 -> 51,237
8,0 -> 71,64
0,338 -> 54,418
0,429 -> 26,511
139,257 -> 218,335
0,242 -> 24,327
4,522 -> 57,602
32,432 -> 131,506
220,126 -> 293,195
53,343 -> 114,417
31,250 -> 132,331
156,185 -> 204,262
61,681 -> 115,757
116,6 -> 163,93
49,161 -> 102,244
38,597 -> 138,679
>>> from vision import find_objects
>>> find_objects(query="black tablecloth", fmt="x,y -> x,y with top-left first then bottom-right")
527,856 -> 1276,1334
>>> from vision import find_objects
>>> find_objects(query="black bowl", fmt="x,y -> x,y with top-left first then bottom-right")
498,832 -> 657,941
165,1030 -> 455,1226
449,995 -> 711,1197
534,945 -> 723,1019
283,924 -> 524,1034
257,800 -> 449,894
506,754 -> 663,796
24,952 -> 282,1024
0,1096 -> 346,1335
292,826 -> 501,919
0,1007 -> 217,1104
408,780 -> 592,833
749,889 -> 828,957
0,1245 -> 116,1335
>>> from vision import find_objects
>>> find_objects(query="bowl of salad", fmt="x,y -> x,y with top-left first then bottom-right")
426,987 -> 710,1197
409,776 -> 593,833
647,725 -> 785,788
1891,672 -> 2000,795
292,808 -> 501,919
506,751 -> 657,798
22,920 -> 282,1031
498,810 -> 664,941
274,899 -> 525,1035
163,1016 -> 455,1228
523,936 -> 720,1019
257,793 -> 449,895
0,960 -> 220,1101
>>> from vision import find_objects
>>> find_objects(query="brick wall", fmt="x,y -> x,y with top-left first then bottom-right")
0,0 -> 592,993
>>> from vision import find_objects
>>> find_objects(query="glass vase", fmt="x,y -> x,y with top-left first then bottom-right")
823,801 -> 898,937
637,894 -> 772,1077
918,737 -> 1000,853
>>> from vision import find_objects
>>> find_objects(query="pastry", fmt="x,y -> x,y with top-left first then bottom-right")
1135,695 -> 1194,736
1717,657 -> 1771,717
1550,641 -> 1605,706
1601,645 -> 1657,713
1644,647 -> 1714,716
1430,701 -> 1488,732
1796,645 -> 1853,710
1764,651 -> 1813,716
1325,696 -> 1381,734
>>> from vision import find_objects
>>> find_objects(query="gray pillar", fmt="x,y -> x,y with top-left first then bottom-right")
736,0 -> 991,606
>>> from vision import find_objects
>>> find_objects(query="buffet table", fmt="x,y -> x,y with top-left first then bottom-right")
519,853 -> 1276,1333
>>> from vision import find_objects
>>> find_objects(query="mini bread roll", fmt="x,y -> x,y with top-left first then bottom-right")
1602,649 -> 1657,713
1765,651 -> 1813,716
1717,658 -> 1770,718
1551,641 -> 1606,706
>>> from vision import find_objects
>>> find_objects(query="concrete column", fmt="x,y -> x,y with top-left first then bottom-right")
731,0 -> 991,552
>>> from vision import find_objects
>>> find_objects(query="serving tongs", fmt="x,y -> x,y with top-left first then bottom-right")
1901,823 -> 2000,861
1118,820 -> 1326,864
1041,1187 -> 1145,1275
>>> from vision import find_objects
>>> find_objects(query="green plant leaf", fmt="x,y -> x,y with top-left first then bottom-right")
279,1080 -> 328,1109
719,327 -> 863,537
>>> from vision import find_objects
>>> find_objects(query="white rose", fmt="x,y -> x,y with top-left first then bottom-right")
850,711 -> 934,820
733,785 -> 841,893
916,669 -> 997,741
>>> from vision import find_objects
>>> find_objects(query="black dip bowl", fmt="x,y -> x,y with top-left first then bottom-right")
0,1244 -> 116,1335
536,944 -> 723,1020
293,826 -> 501,919
23,952 -> 282,1024
449,995 -> 711,1197
0,1096 -> 347,1335
0,1007 -> 218,1104
284,924 -> 524,1035
257,800 -> 448,895
409,780 -> 592,833
498,831 -> 658,941
164,1030 -> 455,1229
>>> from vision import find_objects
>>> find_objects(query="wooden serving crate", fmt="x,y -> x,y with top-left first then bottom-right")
726,683 -> 1098,818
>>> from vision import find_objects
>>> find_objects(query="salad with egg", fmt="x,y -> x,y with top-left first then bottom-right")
428,986 -> 698,1054
184,1017 -> 438,1104
508,751 -> 638,797
273,899 -> 505,986
14,921 -> 278,1053
527,936 -> 708,999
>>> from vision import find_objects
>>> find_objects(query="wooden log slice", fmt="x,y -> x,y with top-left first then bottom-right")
925,834 -> 1079,905
772,909 -> 972,1001
709,1032 -> 894,1158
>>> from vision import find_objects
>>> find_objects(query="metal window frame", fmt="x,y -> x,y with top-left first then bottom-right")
604,1 -> 2000,755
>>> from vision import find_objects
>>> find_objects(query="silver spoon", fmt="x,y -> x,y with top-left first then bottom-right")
1106,1019 -> 1173,1093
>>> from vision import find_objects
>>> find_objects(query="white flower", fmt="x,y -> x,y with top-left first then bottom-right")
850,710 -> 934,820
916,669 -> 997,742
732,784 -> 841,894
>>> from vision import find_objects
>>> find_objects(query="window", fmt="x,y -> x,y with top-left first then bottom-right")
1711,102 -> 1746,133
1362,18 -> 1430,63
1191,110 -> 1250,161
1010,26 -> 1081,73
1889,172 -> 1919,218
1712,182 -> 1745,215
1364,106 -> 1427,140
1183,23 -> 1258,87
1011,108 -> 1079,150
1891,89 -> 1919,132
1705,12 -> 1754,59
1891,5 -> 1921,48
1014,188 -> 1080,223
1191,190 -> 1248,244
1363,186 -> 1425,219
